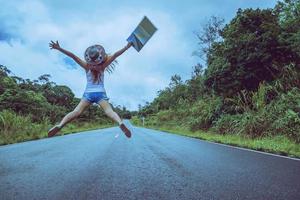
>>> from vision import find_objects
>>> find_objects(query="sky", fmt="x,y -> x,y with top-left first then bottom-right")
0,0 -> 277,110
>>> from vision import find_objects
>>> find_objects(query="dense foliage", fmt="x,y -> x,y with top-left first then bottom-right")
137,0 -> 300,143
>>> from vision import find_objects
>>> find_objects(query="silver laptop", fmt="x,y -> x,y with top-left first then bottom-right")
127,16 -> 157,52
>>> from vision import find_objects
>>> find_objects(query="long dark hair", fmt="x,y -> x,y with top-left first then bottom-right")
90,55 -> 118,83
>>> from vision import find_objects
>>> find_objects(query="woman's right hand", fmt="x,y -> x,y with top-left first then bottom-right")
49,40 -> 61,50
126,41 -> 133,49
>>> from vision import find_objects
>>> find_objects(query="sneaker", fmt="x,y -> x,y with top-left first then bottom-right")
48,125 -> 61,137
119,123 -> 131,138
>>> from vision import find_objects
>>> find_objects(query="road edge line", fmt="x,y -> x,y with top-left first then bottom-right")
135,126 -> 300,161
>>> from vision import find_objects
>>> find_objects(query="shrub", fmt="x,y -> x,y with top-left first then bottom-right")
157,110 -> 176,122
237,111 -> 271,138
188,95 -> 222,131
267,88 -> 300,142
0,110 -> 49,144
131,116 -> 142,126
213,110 -> 272,138
213,114 -> 242,135
213,88 -> 300,142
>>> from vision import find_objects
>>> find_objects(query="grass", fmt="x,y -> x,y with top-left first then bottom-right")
0,122 -> 114,146
0,110 -> 114,145
131,118 -> 300,159
60,122 -> 113,136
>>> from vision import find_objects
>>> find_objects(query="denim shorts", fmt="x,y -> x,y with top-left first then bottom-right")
82,92 -> 109,104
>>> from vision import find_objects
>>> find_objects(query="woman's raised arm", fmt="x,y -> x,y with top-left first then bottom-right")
49,40 -> 88,70
110,42 -> 132,61
89,42 -> 132,72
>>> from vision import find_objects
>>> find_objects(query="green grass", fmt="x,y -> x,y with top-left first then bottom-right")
0,110 -> 114,145
0,122 -> 114,146
131,118 -> 300,159
60,122 -> 113,136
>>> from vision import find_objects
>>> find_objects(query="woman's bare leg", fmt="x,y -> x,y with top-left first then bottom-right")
98,100 -> 122,125
57,99 -> 91,128
48,99 -> 91,137
98,100 -> 131,138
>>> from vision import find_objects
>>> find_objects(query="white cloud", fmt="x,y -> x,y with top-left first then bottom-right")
1,0 -> 276,110
0,0 -> 196,110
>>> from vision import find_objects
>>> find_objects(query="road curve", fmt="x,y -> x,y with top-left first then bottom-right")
1,121 -> 300,200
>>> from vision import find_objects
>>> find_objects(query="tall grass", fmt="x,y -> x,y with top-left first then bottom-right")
0,110 -> 113,145
0,110 -> 49,145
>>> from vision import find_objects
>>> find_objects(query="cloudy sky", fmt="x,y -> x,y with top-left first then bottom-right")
0,0 -> 277,110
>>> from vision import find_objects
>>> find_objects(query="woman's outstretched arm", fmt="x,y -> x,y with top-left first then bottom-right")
96,42 -> 132,71
110,42 -> 132,61
49,40 -> 88,70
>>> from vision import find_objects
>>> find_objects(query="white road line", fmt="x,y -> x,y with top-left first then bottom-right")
137,126 -> 300,161
203,140 -> 300,161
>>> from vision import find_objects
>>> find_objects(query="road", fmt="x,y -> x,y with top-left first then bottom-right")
1,121 -> 300,200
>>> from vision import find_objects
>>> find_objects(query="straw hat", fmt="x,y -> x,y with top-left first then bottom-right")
84,45 -> 106,65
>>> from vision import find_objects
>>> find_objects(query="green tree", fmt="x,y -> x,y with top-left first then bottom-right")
193,16 -> 225,61
276,0 -> 300,66
205,8 -> 284,96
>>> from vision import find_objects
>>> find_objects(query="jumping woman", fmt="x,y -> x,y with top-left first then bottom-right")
47,40 -> 132,138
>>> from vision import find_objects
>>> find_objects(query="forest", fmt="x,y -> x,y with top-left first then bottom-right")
133,0 -> 300,153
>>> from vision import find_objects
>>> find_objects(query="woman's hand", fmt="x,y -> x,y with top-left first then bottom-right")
49,41 -> 88,70
49,40 -> 61,50
126,41 -> 133,49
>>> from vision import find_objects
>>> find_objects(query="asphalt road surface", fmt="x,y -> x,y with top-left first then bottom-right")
1,121 -> 300,200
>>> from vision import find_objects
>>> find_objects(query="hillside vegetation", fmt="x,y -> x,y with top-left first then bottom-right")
133,0 -> 300,157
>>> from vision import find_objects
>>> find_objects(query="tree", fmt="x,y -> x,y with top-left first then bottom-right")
193,16 -> 225,61
276,0 -> 300,66
38,74 -> 51,84
204,8 -> 284,96
191,63 -> 204,78
0,65 -> 11,77
169,74 -> 183,89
